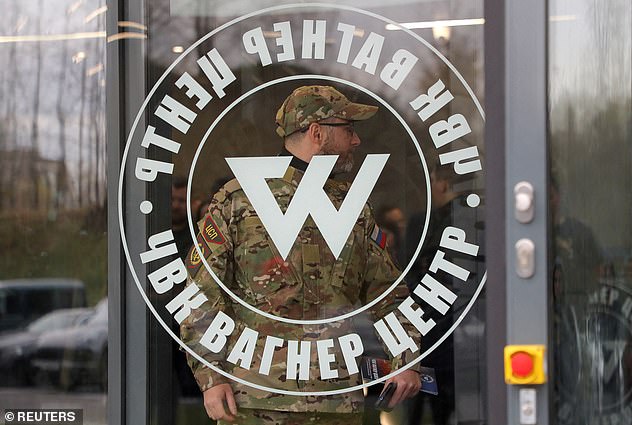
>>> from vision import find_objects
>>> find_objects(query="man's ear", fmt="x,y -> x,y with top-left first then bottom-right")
306,122 -> 325,151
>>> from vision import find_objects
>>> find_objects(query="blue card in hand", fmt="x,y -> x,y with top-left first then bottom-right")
420,366 -> 439,395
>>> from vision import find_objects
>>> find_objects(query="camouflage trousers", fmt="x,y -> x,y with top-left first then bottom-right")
218,409 -> 364,425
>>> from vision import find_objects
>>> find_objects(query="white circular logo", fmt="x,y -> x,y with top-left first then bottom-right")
118,3 -> 486,396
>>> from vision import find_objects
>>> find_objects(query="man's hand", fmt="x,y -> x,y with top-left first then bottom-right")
382,370 -> 421,409
203,384 -> 238,422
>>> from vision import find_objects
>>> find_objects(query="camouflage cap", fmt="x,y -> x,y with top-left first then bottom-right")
275,85 -> 378,137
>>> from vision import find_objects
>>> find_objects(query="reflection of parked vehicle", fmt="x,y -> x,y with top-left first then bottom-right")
0,308 -> 92,386
0,279 -> 86,332
31,299 -> 107,391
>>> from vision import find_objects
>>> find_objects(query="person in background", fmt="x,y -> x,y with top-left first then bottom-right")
404,164 -> 467,425
375,205 -> 406,267
172,176 -> 201,261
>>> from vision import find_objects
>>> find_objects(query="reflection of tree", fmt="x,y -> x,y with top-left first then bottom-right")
87,33 -> 106,206
2,2 -> 20,211
550,97 -> 631,247
55,33 -> 70,210
551,0 -> 631,236
29,0 -> 43,210
0,0 -> 107,215
0,0 -> 108,309
587,0 -> 631,97
77,37 -> 87,208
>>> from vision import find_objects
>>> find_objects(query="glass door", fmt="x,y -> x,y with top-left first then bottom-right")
499,0 -> 631,424
108,0 -> 631,424
111,0 -> 488,424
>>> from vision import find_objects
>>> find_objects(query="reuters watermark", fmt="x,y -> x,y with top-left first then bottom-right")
3,409 -> 82,425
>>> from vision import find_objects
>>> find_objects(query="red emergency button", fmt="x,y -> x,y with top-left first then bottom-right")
510,351 -> 534,377
504,345 -> 546,384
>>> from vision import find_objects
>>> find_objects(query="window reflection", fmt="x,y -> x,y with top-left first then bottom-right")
550,0 -> 632,423
0,0 -> 107,422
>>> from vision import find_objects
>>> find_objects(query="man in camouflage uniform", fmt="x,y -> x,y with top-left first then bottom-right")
182,86 -> 422,424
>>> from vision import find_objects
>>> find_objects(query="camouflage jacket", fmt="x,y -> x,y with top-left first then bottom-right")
181,165 -> 421,413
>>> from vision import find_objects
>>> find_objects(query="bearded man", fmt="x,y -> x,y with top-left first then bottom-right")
182,85 -> 421,424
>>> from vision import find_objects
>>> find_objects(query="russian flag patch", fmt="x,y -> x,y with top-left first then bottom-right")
370,224 -> 387,250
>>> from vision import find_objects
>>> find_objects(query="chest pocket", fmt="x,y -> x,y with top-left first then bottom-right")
237,216 -> 301,310
241,216 -> 268,253
327,226 -> 367,306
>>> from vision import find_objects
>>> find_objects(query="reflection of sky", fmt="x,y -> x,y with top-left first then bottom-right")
549,0 -> 631,112
154,0 -> 483,68
171,0 -> 443,18
0,0 -> 488,205
549,0 -> 632,253
0,0 -> 107,203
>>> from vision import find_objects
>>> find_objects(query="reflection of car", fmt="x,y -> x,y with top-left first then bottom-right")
31,299 -> 107,390
0,279 -> 86,332
0,308 -> 92,386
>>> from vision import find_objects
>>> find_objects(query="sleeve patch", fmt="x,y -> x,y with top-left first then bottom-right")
187,234 -> 209,273
370,224 -> 387,250
202,214 -> 225,245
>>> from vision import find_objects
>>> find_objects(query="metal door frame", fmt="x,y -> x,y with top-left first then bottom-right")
107,0 -> 149,423
485,0 -> 550,424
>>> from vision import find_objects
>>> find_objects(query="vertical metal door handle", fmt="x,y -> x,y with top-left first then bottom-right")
515,238 -> 535,278
514,182 -> 535,223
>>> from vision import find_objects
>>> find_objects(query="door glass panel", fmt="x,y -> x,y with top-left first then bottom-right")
549,1 -> 632,424
120,0 -> 486,423
0,0 -> 107,423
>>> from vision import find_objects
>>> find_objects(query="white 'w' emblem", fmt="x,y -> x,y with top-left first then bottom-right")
226,154 -> 389,260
